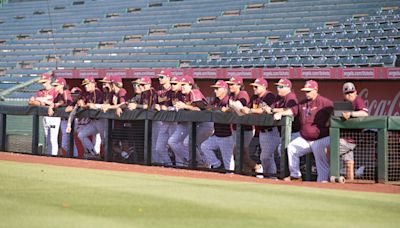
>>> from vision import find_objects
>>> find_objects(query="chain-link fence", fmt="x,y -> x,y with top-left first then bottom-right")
388,131 -> 400,182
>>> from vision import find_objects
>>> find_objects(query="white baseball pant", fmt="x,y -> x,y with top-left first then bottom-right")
201,135 -> 234,169
77,119 -> 106,154
43,116 -> 61,156
287,136 -> 330,182
60,119 -> 78,157
259,127 -> 280,175
168,122 -> 189,166
183,122 -> 214,165
153,121 -> 176,165
230,130 -> 254,171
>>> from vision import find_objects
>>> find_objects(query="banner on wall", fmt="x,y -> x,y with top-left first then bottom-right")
54,67 -> 400,79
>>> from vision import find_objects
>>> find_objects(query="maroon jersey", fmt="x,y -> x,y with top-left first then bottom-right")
292,95 -> 333,141
212,94 -> 232,137
102,92 -> 113,105
249,91 -> 276,132
53,90 -> 73,107
272,92 -> 300,133
111,88 -> 127,105
352,96 -> 368,113
138,88 -> 157,108
230,90 -> 252,131
83,88 -> 104,104
33,88 -> 57,104
182,89 -> 208,110
156,85 -> 174,106
172,91 -> 185,106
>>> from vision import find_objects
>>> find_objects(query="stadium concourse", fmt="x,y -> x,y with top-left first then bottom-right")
0,0 -> 399,183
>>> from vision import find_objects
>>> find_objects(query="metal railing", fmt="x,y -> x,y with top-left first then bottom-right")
0,104 -> 293,178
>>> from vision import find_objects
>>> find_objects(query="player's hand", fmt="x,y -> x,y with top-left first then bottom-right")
241,107 -> 250,114
101,104 -> 110,113
221,106 -> 229,112
65,106 -> 73,112
115,107 -> 123,117
174,101 -> 186,110
48,107 -> 54,116
154,104 -> 161,111
274,112 -> 282,120
342,112 -> 351,120
28,100 -> 42,106
128,103 -> 137,110
161,105 -> 168,111
262,105 -> 272,114
66,126 -> 72,134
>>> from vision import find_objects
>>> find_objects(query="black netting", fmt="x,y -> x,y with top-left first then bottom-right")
388,131 -> 400,182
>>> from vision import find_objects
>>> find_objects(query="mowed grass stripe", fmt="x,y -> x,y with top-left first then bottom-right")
0,160 -> 399,228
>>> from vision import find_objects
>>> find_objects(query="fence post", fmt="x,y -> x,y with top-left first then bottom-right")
279,116 -> 292,179
67,119 -> 74,158
144,119 -> 152,165
329,127 -> 340,178
0,113 -> 6,151
377,128 -> 388,183
104,119 -> 113,162
189,122 -> 197,169
235,124 -> 244,174
32,114 -> 39,155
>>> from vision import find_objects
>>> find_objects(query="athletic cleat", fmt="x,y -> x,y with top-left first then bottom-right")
255,164 -> 264,179
283,176 -> 302,182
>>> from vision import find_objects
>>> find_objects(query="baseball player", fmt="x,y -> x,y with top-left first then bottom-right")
241,78 -> 276,177
201,80 -> 234,170
48,77 -> 72,156
64,87 -> 83,157
168,75 -> 213,167
28,72 -> 59,156
261,78 -> 300,177
339,82 -> 369,180
274,80 -> 334,182
225,76 -> 259,173
76,76 -> 105,158
153,70 -> 176,165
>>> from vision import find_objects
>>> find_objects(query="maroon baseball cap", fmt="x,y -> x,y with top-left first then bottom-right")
99,75 -> 112,83
111,75 -> 122,84
132,76 -> 151,85
210,80 -> 228,89
180,75 -> 194,85
301,80 -> 318,92
157,69 -> 172,78
170,76 -> 181,84
81,76 -> 95,86
52,77 -> 66,86
250,78 -> 268,88
38,71 -> 52,83
342,82 -> 356,94
226,76 -> 243,85
275,78 -> 292,88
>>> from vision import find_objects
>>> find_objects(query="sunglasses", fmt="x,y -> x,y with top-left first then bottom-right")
159,75 -> 165,79
252,85 -> 258,89
276,85 -> 286,89
171,83 -> 178,86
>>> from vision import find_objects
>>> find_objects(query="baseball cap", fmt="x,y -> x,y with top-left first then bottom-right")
111,75 -> 122,84
170,76 -> 181,84
301,80 -> 318,92
226,76 -> 243,85
38,71 -> 52,83
275,78 -> 292,88
99,75 -> 112,83
81,76 -> 95,86
250,78 -> 268,88
132,76 -> 151,85
342,82 -> 356,94
52,77 -> 66,86
180,75 -> 194,85
157,69 -> 172,78
210,80 -> 228,89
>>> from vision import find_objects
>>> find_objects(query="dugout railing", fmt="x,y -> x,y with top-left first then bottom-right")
330,116 -> 400,184
0,104 -> 293,179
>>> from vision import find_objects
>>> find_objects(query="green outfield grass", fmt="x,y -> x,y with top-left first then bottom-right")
0,161 -> 399,228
